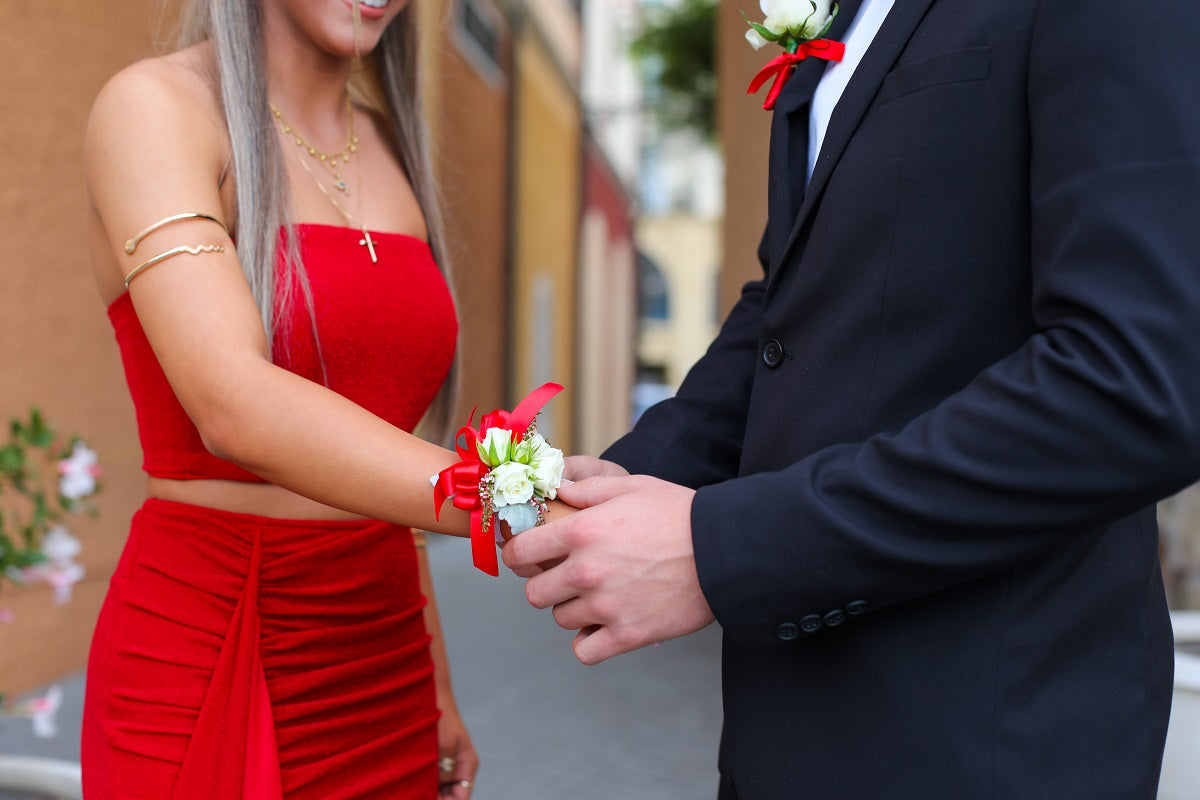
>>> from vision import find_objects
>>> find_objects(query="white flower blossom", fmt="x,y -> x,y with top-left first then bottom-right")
746,27 -> 770,50
476,428 -> 514,467
10,685 -> 63,739
40,526 -> 81,563
57,441 -> 99,500
760,0 -> 833,40
528,437 -> 565,500
32,526 -> 85,604
489,461 -> 536,507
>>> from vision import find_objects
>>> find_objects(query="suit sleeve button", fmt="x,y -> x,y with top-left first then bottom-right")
845,600 -> 869,616
823,609 -> 846,628
776,622 -> 801,641
762,339 -> 784,368
799,614 -> 823,634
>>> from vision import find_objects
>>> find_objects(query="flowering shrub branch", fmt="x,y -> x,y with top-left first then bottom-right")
0,409 -> 98,587
0,409 -> 100,738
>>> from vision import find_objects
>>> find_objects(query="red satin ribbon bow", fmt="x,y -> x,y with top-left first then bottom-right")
747,39 -> 847,110
433,382 -> 564,576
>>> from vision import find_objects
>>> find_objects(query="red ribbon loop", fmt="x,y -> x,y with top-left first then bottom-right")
747,39 -> 847,110
433,382 -> 564,576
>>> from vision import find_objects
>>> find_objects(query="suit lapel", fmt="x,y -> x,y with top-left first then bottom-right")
770,0 -> 938,284
765,0 -> 863,265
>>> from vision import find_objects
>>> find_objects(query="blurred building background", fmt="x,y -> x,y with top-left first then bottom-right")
2,0 -> 1199,794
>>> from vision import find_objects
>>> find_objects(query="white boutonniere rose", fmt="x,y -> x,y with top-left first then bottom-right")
761,0 -> 834,40
743,0 -> 844,109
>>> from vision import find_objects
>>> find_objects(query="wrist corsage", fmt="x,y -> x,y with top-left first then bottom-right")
744,1 -> 845,110
432,382 -> 565,575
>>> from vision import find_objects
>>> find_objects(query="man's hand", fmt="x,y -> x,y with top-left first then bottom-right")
502,475 -> 715,665
563,455 -> 629,482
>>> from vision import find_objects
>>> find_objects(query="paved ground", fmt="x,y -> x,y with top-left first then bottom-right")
0,533 -> 725,799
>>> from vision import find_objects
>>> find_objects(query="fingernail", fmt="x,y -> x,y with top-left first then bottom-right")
560,478 -> 575,486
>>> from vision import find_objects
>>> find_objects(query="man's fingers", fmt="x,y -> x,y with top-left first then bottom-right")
563,455 -> 630,482
572,624 -> 632,666
556,474 -> 644,510
523,559 -> 583,610
501,520 -> 570,570
551,596 -> 599,632
508,562 -> 543,579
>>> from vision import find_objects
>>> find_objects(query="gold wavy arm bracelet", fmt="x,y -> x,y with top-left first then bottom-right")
124,244 -> 225,289
124,212 -> 228,255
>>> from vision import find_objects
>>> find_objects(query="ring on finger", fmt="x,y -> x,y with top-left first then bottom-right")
438,756 -> 456,773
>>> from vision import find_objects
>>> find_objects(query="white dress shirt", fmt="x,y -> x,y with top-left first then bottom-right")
808,0 -> 897,182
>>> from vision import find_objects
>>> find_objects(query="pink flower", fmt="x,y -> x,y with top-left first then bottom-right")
31,527 -> 85,604
57,441 -> 99,500
9,685 -> 63,738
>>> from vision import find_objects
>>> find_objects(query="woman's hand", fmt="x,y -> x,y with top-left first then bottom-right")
436,695 -> 479,798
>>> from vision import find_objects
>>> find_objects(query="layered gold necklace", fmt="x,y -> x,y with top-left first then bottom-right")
270,99 -> 378,263
270,99 -> 359,194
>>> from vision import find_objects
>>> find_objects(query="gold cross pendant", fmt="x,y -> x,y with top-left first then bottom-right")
359,229 -> 378,264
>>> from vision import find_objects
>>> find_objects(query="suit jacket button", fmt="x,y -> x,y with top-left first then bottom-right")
776,622 -> 801,641
846,600 -> 869,616
762,338 -> 784,368
823,609 -> 846,628
799,614 -> 823,634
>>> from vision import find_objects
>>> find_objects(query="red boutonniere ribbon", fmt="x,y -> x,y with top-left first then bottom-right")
433,382 -> 564,576
747,39 -> 846,110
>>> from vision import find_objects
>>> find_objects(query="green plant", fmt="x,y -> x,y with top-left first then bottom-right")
0,409 -> 99,733
631,0 -> 719,142
0,408 -> 99,589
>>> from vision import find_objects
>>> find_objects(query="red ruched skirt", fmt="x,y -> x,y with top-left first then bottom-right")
82,499 -> 440,799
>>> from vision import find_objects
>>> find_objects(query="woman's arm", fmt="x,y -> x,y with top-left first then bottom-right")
85,60 -> 468,533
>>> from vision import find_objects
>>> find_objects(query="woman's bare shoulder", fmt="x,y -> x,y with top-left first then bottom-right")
85,44 -> 225,168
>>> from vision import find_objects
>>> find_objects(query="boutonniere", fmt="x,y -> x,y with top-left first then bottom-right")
744,1 -> 845,110
432,383 -> 564,576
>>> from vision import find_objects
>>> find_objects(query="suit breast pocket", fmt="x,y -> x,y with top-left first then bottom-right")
876,46 -> 992,105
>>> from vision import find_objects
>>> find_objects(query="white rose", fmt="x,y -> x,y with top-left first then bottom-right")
489,461 -> 535,507
762,0 -> 833,39
476,427 -> 513,467
529,440 -> 565,500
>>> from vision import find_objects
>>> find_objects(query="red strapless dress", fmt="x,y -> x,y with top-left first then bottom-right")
82,225 -> 458,799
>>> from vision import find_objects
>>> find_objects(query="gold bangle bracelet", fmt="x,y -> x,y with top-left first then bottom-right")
124,212 -> 228,255
412,531 -> 428,549
123,244 -> 225,289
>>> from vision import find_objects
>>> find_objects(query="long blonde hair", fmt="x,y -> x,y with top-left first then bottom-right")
164,0 -> 457,438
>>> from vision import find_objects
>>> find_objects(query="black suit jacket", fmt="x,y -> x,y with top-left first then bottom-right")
604,0 -> 1200,797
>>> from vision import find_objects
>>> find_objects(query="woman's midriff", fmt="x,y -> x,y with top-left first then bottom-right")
147,476 -> 369,521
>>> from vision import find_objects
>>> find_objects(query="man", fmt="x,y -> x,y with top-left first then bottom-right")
505,0 -> 1200,796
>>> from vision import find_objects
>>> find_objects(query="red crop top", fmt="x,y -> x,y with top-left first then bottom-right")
107,224 -> 458,482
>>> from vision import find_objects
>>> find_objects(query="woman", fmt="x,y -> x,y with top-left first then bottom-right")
82,1 -> 511,796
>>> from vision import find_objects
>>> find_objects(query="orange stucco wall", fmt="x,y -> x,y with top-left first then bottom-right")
0,3 -> 160,694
